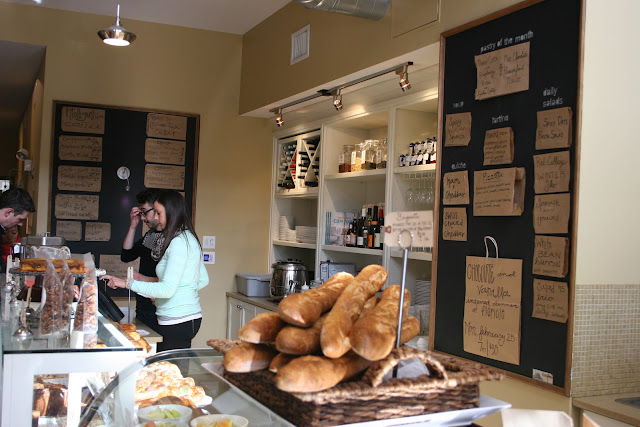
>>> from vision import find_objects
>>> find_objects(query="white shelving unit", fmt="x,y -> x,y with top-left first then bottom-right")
268,86 -> 439,304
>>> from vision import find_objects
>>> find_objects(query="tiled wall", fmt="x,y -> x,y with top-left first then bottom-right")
572,283 -> 640,397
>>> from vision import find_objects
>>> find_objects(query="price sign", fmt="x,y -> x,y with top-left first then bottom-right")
383,211 -> 433,248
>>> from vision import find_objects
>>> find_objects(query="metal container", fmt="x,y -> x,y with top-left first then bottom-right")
270,260 -> 308,298
20,234 -> 70,259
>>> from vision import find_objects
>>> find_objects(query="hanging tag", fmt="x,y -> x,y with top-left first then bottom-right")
384,211 -> 433,248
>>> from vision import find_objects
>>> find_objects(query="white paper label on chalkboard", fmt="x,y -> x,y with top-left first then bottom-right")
445,112 -> 472,147
483,127 -> 514,165
147,113 -> 188,140
475,42 -> 530,100
532,235 -> 569,278
145,138 -> 186,165
144,164 -> 185,190
533,151 -> 570,194
58,135 -> 103,162
533,193 -> 571,234
57,166 -> 102,192
85,222 -> 111,242
442,207 -> 467,241
61,106 -> 105,134
442,171 -> 470,205
536,107 -> 573,150
532,279 -> 568,323
55,194 -> 99,220
383,211 -> 433,248
56,220 -> 82,242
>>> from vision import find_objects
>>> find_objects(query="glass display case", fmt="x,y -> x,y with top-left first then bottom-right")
79,348 -> 292,426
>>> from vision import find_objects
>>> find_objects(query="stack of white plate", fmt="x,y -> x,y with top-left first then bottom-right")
415,280 -> 431,305
295,226 -> 317,244
279,216 -> 295,241
286,228 -> 297,241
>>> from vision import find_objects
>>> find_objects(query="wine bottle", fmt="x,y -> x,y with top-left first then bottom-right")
357,208 -> 367,248
371,205 -> 381,250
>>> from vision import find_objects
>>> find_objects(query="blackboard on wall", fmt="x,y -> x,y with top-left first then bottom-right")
430,0 -> 582,395
49,101 -> 200,297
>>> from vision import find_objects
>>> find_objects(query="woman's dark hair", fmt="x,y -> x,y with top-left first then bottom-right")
156,190 -> 201,258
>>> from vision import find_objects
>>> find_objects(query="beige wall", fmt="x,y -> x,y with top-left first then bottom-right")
239,0 -> 522,114
0,1 -> 273,345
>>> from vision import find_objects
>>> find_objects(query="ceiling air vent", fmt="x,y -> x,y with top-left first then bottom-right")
291,24 -> 310,65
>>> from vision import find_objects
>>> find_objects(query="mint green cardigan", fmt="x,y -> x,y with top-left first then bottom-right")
130,230 -> 209,322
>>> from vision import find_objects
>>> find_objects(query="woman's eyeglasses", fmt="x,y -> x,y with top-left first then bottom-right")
138,207 -> 154,217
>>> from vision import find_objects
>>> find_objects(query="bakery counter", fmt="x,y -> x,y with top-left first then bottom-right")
226,291 -> 279,312
79,348 -> 292,426
573,393 -> 640,426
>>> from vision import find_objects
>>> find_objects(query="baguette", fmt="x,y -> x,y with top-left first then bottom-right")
350,284 -> 412,361
278,272 -> 354,327
320,265 -> 387,358
276,313 -> 327,355
238,312 -> 285,344
269,352 -> 297,373
274,352 -> 372,393
223,341 -> 278,373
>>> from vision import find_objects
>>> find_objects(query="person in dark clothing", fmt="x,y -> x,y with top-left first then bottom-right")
0,188 -> 35,275
120,189 -> 162,333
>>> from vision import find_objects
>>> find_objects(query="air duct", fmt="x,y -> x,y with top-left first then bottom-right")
294,0 -> 390,20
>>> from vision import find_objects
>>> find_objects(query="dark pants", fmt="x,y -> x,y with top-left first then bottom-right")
135,309 -> 161,334
156,318 -> 202,352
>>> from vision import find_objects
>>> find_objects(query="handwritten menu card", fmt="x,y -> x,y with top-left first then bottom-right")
533,193 -> 571,234
464,255 -> 522,364
58,135 -> 103,162
442,171 -> 470,205
61,106 -> 105,134
85,222 -> 111,242
99,255 -> 139,278
536,107 -> 573,150
144,164 -> 185,190
483,127 -> 514,165
55,220 -> 82,241
57,166 -> 102,192
54,194 -> 99,220
533,235 -> 569,278
532,279 -> 569,323
147,113 -> 187,140
442,207 -> 467,241
473,167 -> 525,216
534,151 -> 570,194
445,112 -> 472,147
145,138 -> 186,165
384,211 -> 433,248
475,42 -> 530,100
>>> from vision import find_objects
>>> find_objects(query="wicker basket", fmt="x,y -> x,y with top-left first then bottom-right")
208,340 -> 503,426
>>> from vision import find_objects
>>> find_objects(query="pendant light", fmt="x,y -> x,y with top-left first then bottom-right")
98,4 -> 137,47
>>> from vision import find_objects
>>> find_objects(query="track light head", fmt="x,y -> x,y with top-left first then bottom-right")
332,89 -> 343,111
275,109 -> 284,127
396,65 -> 411,91
98,4 -> 137,46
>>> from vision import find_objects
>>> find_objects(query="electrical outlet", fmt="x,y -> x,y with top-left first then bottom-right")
203,235 -> 216,249
203,251 -> 215,264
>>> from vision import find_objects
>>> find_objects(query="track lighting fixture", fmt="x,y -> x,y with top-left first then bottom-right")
98,4 -> 137,46
269,62 -> 413,126
397,65 -> 411,91
275,109 -> 284,127
332,89 -> 343,111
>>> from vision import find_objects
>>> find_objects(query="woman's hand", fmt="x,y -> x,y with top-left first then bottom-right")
102,275 -> 126,289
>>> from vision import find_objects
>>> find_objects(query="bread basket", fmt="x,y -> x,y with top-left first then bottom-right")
208,339 -> 503,426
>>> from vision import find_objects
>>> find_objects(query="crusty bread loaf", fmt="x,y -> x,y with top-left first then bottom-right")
238,312 -> 285,344
18,258 -> 85,274
320,265 -> 388,358
278,272 -> 353,327
223,341 -> 278,373
399,316 -> 420,344
360,295 -> 380,318
269,352 -> 297,373
274,351 -> 372,393
350,284 -> 412,361
276,313 -> 327,355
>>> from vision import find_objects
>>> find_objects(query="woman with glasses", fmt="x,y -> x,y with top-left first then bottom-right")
105,190 -> 209,351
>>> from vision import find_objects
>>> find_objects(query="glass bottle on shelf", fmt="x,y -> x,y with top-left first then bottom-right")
370,205 -> 381,250
378,205 -> 384,250
351,143 -> 365,172
364,140 -> 378,170
357,207 -> 368,248
376,138 -> 387,169
339,145 -> 350,173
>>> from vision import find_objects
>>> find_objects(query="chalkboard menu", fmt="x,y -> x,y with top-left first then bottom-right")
50,101 -> 200,297
431,0 -> 581,394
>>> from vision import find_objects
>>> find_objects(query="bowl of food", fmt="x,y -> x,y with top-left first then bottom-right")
190,414 -> 248,427
136,422 -> 189,427
137,404 -> 192,425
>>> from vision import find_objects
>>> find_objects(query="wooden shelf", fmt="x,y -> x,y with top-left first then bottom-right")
321,244 -> 384,256
273,240 -> 316,249
324,169 -> 387,183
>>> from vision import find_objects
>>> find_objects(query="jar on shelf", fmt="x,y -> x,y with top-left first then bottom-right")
376,138 -> 387,169
351,143 -> 366,172
364,140 -> 378,170
339,145 -> 351,173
